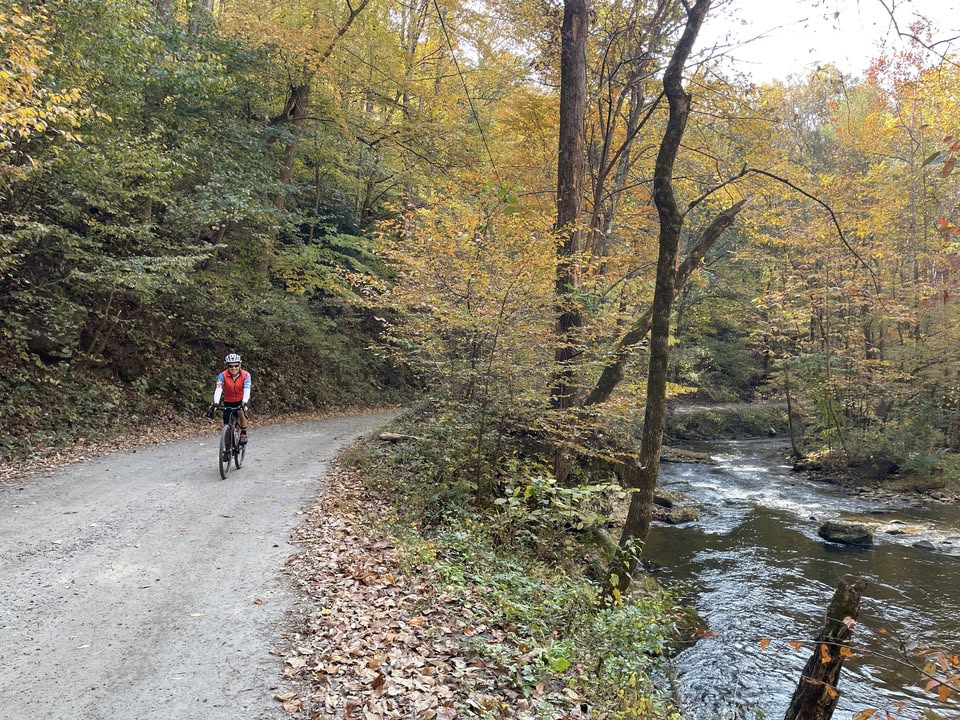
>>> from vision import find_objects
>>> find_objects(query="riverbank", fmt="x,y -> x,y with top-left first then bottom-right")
660,437 -> 960,557
793,453 -> 960,506
665,401 -> 788,442
664,401 -> 960,505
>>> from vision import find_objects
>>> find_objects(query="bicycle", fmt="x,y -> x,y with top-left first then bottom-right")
211,403 -> 246,479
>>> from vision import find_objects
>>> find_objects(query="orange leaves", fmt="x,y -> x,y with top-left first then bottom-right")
801,676 -> 840,699
924,676 -> 959,703
274,691 -> 303,713
937,652 -> 951,673
936,217 -> 960,236
923,135 -> 960,177
277,462 -> 591,719
382,180 -> 558,406
820,643 -> 833,664
760,637 -> 860,662
852,709 -> 877,720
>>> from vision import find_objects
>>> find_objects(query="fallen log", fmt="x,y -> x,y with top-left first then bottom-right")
784,577 -> 867,720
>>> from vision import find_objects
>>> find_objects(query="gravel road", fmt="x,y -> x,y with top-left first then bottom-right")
0,412 -> 394,720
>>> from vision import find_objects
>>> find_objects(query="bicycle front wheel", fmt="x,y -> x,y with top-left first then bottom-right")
219,424 -> 232,479
234,431 -> 245,469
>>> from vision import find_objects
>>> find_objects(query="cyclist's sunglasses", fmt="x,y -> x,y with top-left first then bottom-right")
226,363 -> 241,368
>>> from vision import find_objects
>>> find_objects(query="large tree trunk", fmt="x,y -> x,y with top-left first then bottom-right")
783,579 -> 866,720
552,0 -> 589,411
606,0 -> 711,597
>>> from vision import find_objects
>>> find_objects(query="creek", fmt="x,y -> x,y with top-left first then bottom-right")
644,440 -> 960,720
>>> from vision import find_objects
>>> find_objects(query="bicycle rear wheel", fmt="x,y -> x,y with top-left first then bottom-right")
219,424 -> 232,479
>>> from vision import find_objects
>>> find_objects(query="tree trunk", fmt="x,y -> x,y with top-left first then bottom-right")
189,0 -> 214,33
153,0 -> 174,21
783,579 -> 867,720
273,83 -> 311,210
591,84 -> 646,261
268,0 -> 370,212
552,0 -> 589,411
606,0 -> 711,597
784,361 -> 803,460
586,0 -> 673,263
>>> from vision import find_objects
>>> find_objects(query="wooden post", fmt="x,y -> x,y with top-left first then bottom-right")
784,578 -> 867,720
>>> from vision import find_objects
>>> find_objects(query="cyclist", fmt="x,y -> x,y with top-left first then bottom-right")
207,353 -> 251,446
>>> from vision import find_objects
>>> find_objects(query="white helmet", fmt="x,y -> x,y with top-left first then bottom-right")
224,353 -> 242,365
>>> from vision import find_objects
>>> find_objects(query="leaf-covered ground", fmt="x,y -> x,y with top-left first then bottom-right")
275,463 -> 588,719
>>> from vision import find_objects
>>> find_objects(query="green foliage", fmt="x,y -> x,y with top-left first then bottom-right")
671,268 -> 768,402
847,400 -> 947,475
367,407 -> 483,527
274,233 -> 387,300
346,425 -> 686,718
0,0 -> 408,460
493,458 -> 622,555
579,599 -> 684,719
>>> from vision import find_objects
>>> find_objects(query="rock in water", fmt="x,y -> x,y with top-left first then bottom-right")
818,520 -> 874,546
653,505 -> 701,524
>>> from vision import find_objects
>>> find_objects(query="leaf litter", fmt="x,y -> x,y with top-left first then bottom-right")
275,463 -> 587,719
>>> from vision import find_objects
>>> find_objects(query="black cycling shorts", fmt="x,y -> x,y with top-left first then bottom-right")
222,401 -> 245,426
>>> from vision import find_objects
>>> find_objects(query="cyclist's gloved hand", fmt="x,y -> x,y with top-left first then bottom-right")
206,404 -> 215,419
241,402 -> 248,411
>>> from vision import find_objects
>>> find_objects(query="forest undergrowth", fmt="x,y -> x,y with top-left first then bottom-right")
314,411 -> 696,719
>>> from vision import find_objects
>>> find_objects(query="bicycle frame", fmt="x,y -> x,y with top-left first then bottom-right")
217,405 -> 246,478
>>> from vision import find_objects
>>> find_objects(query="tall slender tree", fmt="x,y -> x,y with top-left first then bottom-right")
553,0 -> 589,411
607,0 -> 716,596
